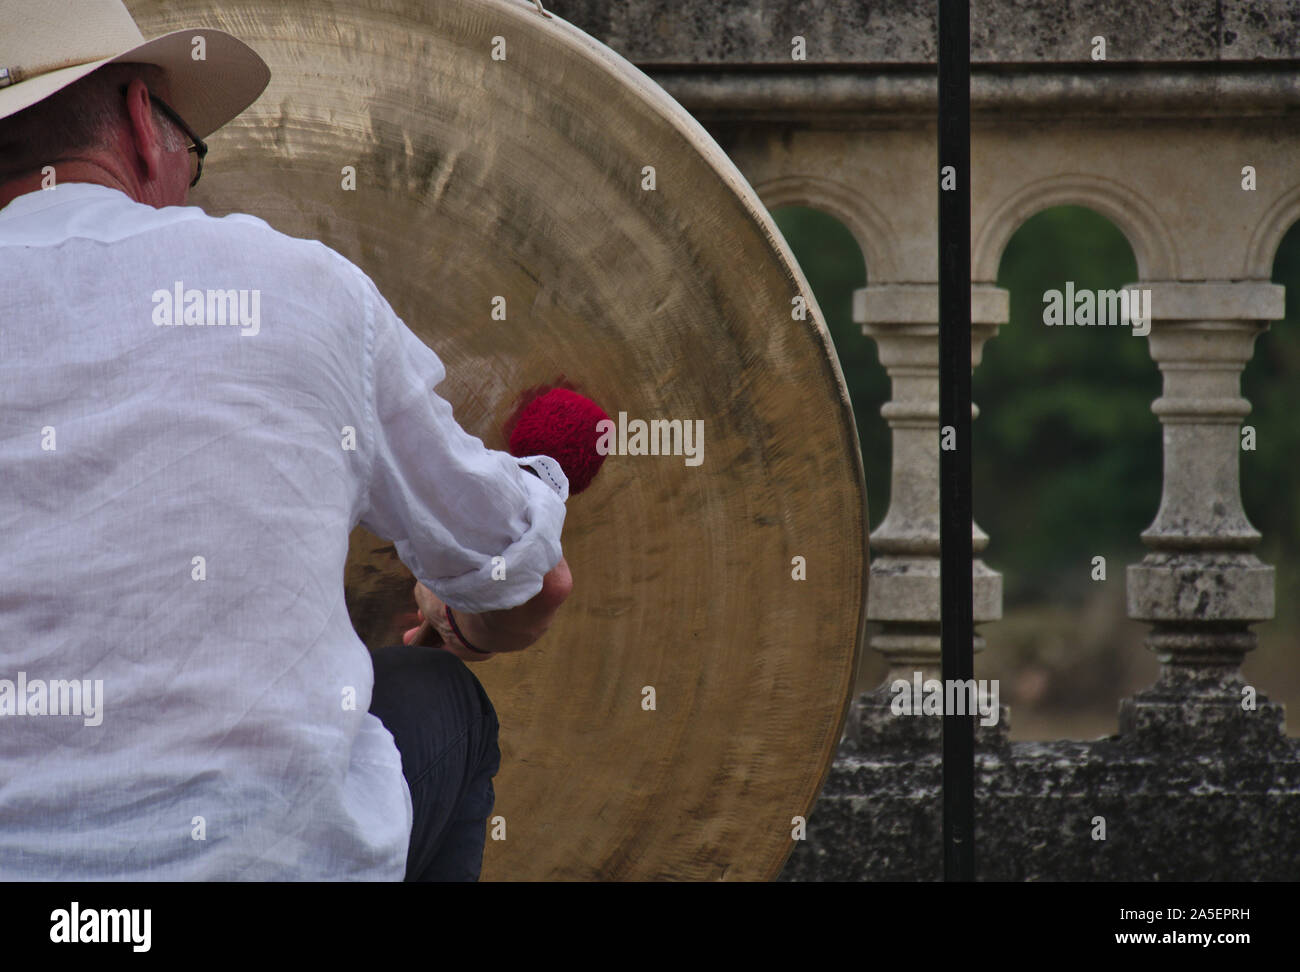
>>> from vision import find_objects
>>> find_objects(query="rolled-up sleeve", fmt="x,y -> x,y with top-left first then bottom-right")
354,274 -> 567,614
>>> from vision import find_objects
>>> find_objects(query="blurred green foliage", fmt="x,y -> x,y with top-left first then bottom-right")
767,208 -> 885,536
771,205 -> 1300,608
978,207 -> 1155,602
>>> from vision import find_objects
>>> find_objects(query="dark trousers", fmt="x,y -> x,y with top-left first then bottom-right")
368,643 -> 501,881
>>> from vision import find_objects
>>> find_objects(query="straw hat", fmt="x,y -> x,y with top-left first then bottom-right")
0,0 -> 269,138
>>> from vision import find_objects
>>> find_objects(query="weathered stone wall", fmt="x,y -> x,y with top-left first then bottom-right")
551,0 -> 1300,64
784,740 -> 1300,881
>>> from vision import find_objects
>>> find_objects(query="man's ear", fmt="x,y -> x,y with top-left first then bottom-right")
122,78 -> 167,183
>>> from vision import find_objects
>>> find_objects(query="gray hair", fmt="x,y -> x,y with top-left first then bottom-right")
0,62 -> 185,184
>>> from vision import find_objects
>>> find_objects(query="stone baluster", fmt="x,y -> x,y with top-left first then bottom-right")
1122,280 -> 1288,748
842,283 -> 1007,750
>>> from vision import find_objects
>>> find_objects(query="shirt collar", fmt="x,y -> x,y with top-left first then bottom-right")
0,182 -> 134,222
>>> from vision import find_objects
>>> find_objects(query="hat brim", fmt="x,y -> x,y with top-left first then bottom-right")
0,28 -> 269,140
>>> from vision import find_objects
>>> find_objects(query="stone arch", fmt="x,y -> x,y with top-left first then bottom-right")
1246,183 -> 1300,280
973,174 -> 1178,283
754,174 -> 899,282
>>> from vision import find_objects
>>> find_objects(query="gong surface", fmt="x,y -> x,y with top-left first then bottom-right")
129,0 -> 867,880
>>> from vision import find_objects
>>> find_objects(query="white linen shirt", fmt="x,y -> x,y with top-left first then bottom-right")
0,183 -> 568,880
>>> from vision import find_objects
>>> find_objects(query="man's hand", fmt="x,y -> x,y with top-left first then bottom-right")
402,557 -> 573,661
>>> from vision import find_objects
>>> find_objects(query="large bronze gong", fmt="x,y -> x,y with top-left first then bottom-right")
130,0 -> 868,880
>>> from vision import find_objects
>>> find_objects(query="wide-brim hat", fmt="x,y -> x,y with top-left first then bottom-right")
0,0 -> 269,138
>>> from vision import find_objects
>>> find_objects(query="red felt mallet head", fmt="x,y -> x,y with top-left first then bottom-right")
505,384 -> 611,495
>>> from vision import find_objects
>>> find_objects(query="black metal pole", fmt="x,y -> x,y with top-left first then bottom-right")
938,0 -> 975,882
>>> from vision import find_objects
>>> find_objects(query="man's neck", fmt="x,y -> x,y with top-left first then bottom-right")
0,159 -> 140,210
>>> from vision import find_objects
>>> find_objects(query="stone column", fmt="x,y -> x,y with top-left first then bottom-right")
1122,280 -> 1287,749
841,283 -> 1007,750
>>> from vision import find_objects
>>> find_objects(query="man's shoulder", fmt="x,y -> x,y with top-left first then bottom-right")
189,208 -> 360,272
179,205 -> 381,304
